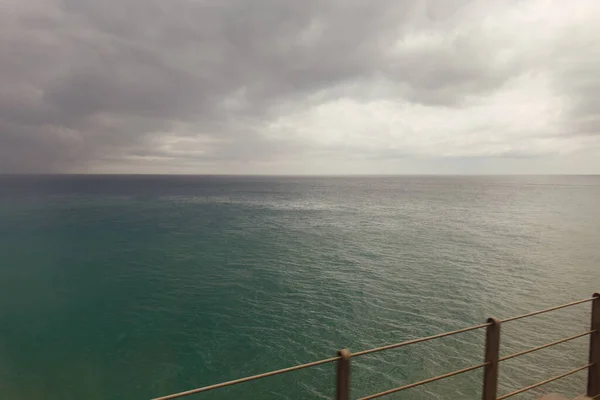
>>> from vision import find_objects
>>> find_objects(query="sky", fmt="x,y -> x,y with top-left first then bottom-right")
1,0 -> 599,175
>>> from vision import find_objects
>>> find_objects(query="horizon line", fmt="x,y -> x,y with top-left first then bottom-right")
1,173 -> 600,177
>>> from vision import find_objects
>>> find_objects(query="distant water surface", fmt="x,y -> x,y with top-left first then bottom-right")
0,175 -> 599,399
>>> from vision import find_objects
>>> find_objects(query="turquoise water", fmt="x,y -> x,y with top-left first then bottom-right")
0,175 -> 599,400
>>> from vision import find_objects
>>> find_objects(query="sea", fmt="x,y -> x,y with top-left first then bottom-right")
0,175 -> 599,400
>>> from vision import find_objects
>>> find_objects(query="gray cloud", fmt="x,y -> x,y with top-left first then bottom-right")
0,0 -> 599,173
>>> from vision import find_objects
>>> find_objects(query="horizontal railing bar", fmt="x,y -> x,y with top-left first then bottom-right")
354,297 -> 597,358
576,394 -> 596,399
496,364 -> 592,400
153,296 -> 597,400
152,356 -> 341,400
577,390 -> 600,399
359,362 -> 489,400
499,330 -> 596,362
577,394 -> 600,400
501,297 -> 596,323
353,323 -> 492,357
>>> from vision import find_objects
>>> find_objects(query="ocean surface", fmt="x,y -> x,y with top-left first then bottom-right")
1,175 -> 599,400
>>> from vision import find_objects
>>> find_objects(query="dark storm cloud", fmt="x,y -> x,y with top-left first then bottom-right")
0,0 -> 597,172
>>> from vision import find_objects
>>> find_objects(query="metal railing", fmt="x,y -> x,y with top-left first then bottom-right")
154,293 -> 600,400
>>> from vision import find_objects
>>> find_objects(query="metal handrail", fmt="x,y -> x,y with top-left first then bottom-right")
153,295 -> 598,400
499,330 -> 596,362
358,362 -> 489,400
352,322 -> 491,357
501,297 -> 595,323
153,356 -> 341,400
496,364 -> 592,400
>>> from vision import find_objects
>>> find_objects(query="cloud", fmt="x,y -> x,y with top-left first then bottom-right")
0,0 -> 599,173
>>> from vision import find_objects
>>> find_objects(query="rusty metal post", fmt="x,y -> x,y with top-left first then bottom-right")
587,293 -> 600,398
482,317 -> 501,400
336,349 -> 351,400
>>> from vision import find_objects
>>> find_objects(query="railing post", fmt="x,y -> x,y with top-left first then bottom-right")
336,349 -> 351,400
587,293 -> 600,398
482,317 -> 501,400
